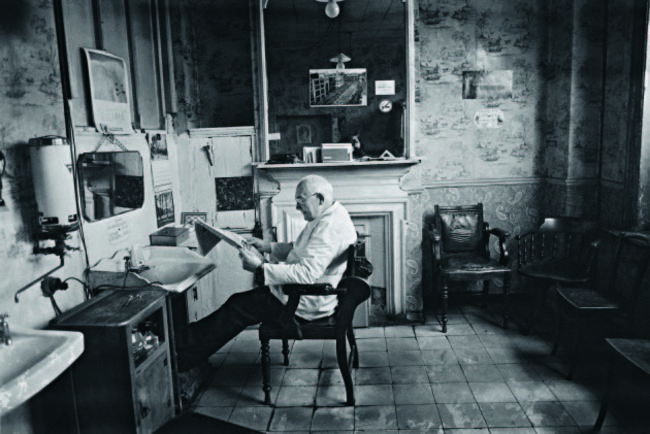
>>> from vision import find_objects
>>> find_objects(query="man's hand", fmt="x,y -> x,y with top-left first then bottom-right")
239,246 -> 263,272
245,237 -> 271,254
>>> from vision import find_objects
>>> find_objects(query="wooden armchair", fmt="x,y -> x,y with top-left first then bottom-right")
258,245 -> 371,406
426,203 -> 511,333
553,232 -> 650,380
515,217 -> 601,334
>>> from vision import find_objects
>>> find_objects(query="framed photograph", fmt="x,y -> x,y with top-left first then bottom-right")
83,48 -> 133,134
462,70 -> 513,100
296,124 -> 312,144
309,69 -> 367,107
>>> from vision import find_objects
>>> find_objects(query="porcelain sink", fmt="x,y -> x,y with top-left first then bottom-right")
0,325 -> 84,415
89,245 -> 216,292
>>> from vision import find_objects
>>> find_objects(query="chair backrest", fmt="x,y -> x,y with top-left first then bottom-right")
434,203 -> 486,255
608,232 -> 650,311
517,216 -> 601,268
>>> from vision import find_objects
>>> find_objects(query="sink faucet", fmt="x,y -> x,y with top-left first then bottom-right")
124,256 -> 150,273
0,313 -> 11,346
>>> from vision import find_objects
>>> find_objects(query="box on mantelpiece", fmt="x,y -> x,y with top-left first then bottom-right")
321,143 -> 353,162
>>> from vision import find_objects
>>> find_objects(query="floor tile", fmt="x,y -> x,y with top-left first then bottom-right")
354,384 -> 395,406
358,351 -> 390,367
280,368 -> 320,386
487,347 -> 529,364
223,351 -> 259,366
545,380 -> 600,401
497,364 -> 542,383
229,338 -> 263,353
426,364 -> 466,383
477,334 -> 514,348
444,324 -> 477,335
490,429 -> 537,434
533,428 -> 582,434
275,386 -> 317,407
291,340 -> 324,353
268,407 -> 313,431
193,406 -> 233,421
211,365 -> 254,386
386,337 -> 420,351
287,351 -> 322,369
417,336 -> 452,350
431,382 -> 475,403
395,404 -> 442,430
390,365 -> 429,383
414,325 -> 443,337
393,383 -> 435,404
461,364 -> 503,382
478,402 -> 532,428
521,401 -> 576,427
228,405 -> 273,432
354,405 -> 398,430
444,429 -> 489,434
453,347 -> 493,364
319,368 -> 346,386
355,367 -> 391,385
508,381 -> 556,402
246,366 -> 286,387
236,385 -> 279,406
437,402 -> 486,429
357,337 -> 387,352
388,350 -> 425,366
560,400 -> 620,427
355,327 -> 385,338
315,385 -> 347,407
448,335 -> 484,349
421,349 -> 458,365
384,325 -> 415,337
469,382 -> 517,403
311,407 -> 354,431
197,385 -> 242,407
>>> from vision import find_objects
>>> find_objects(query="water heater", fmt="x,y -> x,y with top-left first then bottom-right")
29,136 -> 79,234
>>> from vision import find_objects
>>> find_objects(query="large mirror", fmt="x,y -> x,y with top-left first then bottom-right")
78,151 -> 144,222
263,0 -> 406,160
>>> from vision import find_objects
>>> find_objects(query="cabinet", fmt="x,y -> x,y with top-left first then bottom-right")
52,290 -> 174,434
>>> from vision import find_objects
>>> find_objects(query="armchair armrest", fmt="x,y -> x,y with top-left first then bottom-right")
489,227 -> 510,266
425,228 -> 442,262
278,283 -> 337,340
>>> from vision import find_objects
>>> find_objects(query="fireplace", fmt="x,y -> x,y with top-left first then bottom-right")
255,160 -> 420,321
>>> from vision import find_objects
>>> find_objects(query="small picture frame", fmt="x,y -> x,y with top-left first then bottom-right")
296,124 -> 312,144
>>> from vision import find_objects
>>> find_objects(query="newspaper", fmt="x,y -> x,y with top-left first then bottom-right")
194,220 -> 265,262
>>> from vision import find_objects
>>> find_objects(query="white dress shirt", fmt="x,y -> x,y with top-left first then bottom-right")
263,201 -> 357,320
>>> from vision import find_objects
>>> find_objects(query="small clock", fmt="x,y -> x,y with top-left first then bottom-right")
378,99 -> 393,113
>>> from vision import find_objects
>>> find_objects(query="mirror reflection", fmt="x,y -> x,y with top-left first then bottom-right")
78,151 -> 145,222
264,0 -> 406,160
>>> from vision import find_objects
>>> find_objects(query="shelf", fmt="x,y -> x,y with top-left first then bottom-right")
253,158 -> 421,170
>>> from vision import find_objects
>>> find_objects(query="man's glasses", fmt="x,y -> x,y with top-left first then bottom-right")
295,193 -> 318,205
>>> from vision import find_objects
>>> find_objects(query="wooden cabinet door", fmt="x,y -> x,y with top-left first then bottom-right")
134,352 -> 173,434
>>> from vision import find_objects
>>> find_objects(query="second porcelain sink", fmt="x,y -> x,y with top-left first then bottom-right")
89,245 -> 216,292
0,325 -> 84,416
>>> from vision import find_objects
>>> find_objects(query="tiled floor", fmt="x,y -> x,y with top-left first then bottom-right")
169,302 -> 648,433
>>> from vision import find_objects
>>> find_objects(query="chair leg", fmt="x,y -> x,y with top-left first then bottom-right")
336,334 -> 355,406
261,338 -> 272,405
502,275 -> 510,330
595,362 -> 615,430
282,339 -> 290,366
347,328 -> 359,369
519,284 -> 548,336
551,312 -> 562,356
441,275 -> 449,333
482,280 -> 490,308
567,331 -> 580,380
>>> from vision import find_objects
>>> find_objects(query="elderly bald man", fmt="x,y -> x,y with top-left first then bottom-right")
176,175 -> 357,370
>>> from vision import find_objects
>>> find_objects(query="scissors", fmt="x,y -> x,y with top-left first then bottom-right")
124,294 -> 142,307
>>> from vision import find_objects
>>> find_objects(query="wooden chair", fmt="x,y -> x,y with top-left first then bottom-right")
553,232 -> 650,380
595,338 -> 650,430
515,217 -> 601,335
426,203 -> 511,333
258,245 -> 371,406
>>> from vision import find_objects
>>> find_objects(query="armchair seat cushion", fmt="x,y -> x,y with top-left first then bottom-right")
518,259 -> 591,283
440,254 -> 509,279
556,286 -> 622,310
259,315 -> 339,341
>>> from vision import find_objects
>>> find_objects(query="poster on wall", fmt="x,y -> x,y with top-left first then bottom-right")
155,190 -> 175,228
309,69 -> 367,107
84,48 -> 133,134
462,70 -> 513,100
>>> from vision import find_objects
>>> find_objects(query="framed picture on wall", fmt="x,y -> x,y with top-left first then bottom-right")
309,69 -> 367,107
84,48 -> 133,134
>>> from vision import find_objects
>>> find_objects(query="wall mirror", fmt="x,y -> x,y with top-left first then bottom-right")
263,0 -> 408,160
78,151 -> 144,222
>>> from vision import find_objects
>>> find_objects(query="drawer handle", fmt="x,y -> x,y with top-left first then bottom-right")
141,406 -> 151,418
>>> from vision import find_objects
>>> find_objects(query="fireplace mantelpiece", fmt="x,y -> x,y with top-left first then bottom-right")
255,159 -> 421,318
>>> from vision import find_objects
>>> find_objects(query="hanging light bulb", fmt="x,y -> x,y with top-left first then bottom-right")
316,0 -> 343,19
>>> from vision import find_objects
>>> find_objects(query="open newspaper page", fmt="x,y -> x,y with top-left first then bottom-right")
195,220 -> 265,262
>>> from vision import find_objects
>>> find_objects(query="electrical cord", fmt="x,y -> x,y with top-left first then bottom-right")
0,150 -> 5,206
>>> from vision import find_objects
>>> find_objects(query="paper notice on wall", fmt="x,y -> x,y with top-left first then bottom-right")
473,108 -> 505,129
107,216 -> 130,245
148,133 -> 173,189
